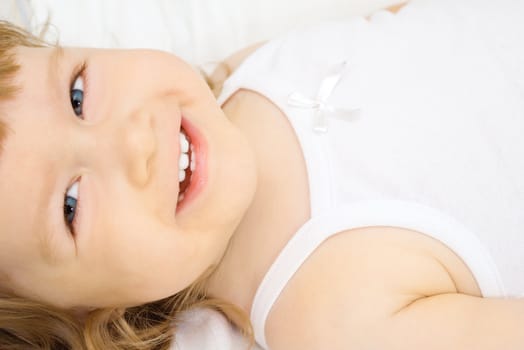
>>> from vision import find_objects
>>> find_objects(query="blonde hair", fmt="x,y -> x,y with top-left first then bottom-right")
0,20 -> 252,350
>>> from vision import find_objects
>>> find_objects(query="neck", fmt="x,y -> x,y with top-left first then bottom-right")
206,90 -> 310,315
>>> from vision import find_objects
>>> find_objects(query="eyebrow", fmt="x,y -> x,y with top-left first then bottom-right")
0,88 -> 16,160
0,119 -> 7,156
48,46 -> 65,94
39,46 -> 67,264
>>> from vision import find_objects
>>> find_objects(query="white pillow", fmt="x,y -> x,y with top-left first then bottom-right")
8,0 -> 398,66
0,0 -> 32,28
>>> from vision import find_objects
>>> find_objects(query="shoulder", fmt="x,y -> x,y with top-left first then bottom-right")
264,225 -> 475,350
385,2 -> 409,14
207,41 -> 266,97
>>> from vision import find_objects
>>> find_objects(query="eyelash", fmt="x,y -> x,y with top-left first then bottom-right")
64,61 -> 89,235
70,61 -> 88,118
64,177 -> 83,236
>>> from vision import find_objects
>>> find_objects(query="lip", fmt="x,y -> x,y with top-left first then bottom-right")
175,116 -> 207,214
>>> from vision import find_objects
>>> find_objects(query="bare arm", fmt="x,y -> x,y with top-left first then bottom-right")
265,226 -> 524,350
383,293 -> 524,350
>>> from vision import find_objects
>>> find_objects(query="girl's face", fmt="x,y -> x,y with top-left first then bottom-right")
0,47 -> 257,310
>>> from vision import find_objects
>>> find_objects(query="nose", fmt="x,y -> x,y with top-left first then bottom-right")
122,108 -> 157,187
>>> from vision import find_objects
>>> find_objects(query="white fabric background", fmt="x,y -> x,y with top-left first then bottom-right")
1,0 -> 399,65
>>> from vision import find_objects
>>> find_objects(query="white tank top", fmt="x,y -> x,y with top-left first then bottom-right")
217,0 -> 524,348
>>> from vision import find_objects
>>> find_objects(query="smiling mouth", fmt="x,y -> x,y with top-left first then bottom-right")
178,126 -> 196,203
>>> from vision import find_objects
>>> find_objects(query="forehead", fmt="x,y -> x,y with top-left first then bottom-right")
14,46 -> 63,95
0,140 -> 58,269
0,47 -> 64,151
0,46 -> 66,265
0,47 -> 62,126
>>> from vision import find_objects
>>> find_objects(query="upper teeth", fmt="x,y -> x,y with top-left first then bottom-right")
178,130 -> 196,183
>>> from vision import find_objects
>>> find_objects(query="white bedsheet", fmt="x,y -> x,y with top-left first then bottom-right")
172,308 -> 257,350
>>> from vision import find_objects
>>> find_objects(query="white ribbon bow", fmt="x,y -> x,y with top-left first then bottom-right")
287,60 -> 360,133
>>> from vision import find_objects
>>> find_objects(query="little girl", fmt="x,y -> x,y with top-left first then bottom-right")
0,0 -> 523,349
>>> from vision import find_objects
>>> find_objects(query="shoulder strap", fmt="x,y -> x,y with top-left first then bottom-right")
250,216 -> 338,349
250,200 -> 503,349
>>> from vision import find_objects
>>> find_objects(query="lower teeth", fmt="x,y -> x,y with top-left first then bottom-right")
177,171 -> 192,203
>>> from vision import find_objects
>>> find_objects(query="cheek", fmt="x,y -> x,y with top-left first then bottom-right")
115,50 -> 206,100
86,202 -> 196,277
76,217 -> 203,307
90,208 -> 173,260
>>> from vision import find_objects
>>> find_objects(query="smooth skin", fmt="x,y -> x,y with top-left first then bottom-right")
0,3 -> 523,349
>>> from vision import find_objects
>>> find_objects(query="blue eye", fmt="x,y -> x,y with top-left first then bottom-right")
70,75 -> 84,117
64,181 -> 80,235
